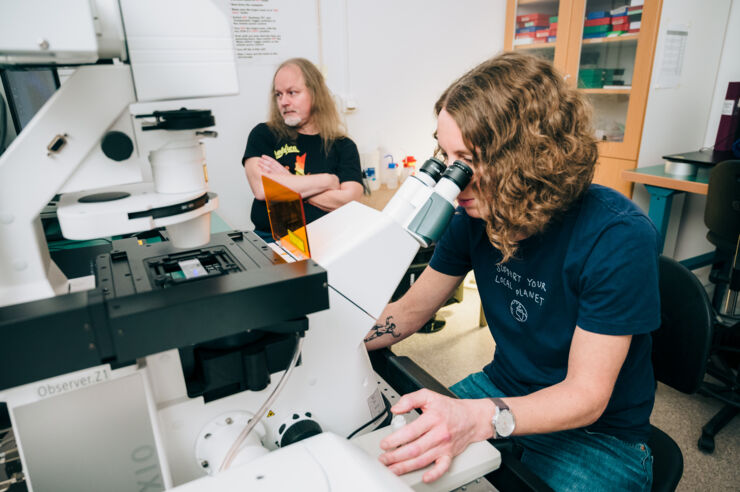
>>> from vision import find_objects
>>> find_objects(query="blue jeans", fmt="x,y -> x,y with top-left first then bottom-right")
450,372 -> 653,492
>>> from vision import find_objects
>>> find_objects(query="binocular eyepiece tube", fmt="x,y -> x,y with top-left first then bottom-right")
381,157 -> 473,247
434,160 -> 474,205
415,157 -> 447,187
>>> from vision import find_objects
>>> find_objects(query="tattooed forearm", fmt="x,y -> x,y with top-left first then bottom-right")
364,316 -> 402,343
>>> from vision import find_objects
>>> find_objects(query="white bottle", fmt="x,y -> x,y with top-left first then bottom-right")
386,161 -> 399,189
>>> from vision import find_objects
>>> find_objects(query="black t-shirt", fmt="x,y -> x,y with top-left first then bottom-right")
242,122 -> 362,233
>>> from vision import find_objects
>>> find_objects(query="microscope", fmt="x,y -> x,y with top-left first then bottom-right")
0,2 -> 500,490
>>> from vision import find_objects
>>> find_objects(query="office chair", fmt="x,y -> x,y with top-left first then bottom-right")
701,160 -> 740,453
704,159 -> 740,319
655,255 -> 740,457
649,255 -> 717,490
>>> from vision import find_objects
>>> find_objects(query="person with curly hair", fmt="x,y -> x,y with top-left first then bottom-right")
243,58 -> 363,241
365,52 -> 660,492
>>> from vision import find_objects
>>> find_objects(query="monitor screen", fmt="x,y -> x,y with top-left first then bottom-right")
1,68 -> 60,133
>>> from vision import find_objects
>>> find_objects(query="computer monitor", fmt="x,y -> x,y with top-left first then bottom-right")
1,67 -> 60,134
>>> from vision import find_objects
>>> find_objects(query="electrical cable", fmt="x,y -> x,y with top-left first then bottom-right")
346,393 -> 392,440
0,472 -> 24,492
219,333 -> 305,472
0,451 -> 18,465
0,436 -> 14,451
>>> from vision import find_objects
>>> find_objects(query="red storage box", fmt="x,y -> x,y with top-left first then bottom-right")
584,17 -> 611,27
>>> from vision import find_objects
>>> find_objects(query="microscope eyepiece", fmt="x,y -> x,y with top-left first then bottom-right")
441,160 -> 474,190
418,157 -> 447,183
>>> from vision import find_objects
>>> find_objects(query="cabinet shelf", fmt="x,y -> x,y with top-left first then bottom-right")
582,34 -> 639,45
514,41 -> 556,50
581,88 -> 632,94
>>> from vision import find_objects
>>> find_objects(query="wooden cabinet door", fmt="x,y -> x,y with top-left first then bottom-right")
563,0 -> 663,162
506,0 -> 664,194
593,155 -> 636,197
504,0 -> 574,70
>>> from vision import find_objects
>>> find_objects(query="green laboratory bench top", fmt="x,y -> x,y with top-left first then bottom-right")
622,164 -> 709,195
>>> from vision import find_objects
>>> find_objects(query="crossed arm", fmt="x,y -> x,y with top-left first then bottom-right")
244,155 -> 362,210
364,266 -> 632,483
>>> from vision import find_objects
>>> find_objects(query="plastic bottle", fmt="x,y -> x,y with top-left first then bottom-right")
386,162 -> 399,188
401,156 -> 417,182
361,151 -> 381,192
365,167 -> 380,191
383,154 -> 399,189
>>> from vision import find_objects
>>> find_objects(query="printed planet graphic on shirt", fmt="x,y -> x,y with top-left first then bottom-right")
294,153 -> 306,175
510,300 -> 528,322
493,264 -> 548,322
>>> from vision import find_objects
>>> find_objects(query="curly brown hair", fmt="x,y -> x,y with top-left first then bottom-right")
435,52 -> 598,262
267,58 -> 346,154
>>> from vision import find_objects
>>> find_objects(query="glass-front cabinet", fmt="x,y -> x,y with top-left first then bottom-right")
504,0 -> 663,196
504,0 -> 569,67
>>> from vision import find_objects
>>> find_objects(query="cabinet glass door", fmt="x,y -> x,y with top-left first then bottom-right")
566,0 -> 658,161
577,0 -> 642,145
505,1 -> 570,68
506,0 -> 660,163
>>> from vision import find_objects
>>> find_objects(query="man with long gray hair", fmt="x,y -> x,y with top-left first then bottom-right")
243,58 -> 362,240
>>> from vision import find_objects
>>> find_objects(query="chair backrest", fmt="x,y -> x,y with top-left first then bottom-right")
704,160 -> 740,246
653,256 -> 714,394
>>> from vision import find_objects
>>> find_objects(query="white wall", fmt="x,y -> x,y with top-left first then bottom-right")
187,1 -> 321,231
636,0 -> 738,263
206,0 -> 506,229
0,0 -> 507,231
340,0 -> 506,160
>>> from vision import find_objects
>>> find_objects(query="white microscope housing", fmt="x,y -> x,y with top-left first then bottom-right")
0,0 -> 238,308
0,3 -> 500,490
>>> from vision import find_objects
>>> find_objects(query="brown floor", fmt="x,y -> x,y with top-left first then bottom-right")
392,282 -> 740,491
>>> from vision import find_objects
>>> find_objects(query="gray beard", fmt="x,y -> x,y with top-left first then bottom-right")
284,115 -> 302,127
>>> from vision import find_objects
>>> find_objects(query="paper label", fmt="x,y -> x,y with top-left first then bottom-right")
721,99 -> 735,115
268,241 -> 298,262
367,387 -> 385,417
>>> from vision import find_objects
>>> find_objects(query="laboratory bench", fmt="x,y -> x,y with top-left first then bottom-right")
622,164 -> 714,270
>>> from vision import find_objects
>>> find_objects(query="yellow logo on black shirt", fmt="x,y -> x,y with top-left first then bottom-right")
274,144 -> 299,160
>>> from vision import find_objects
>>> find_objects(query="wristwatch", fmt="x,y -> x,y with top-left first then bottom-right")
490,397 -> 516,439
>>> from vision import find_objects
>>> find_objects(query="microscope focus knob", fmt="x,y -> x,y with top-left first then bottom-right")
279,417 -> 323,447
101,131 -> 134,161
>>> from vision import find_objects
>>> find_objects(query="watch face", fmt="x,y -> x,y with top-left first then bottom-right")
497,410 -> 515,437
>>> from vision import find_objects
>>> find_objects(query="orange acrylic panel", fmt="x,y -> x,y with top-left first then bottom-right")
262,176 -> 311,260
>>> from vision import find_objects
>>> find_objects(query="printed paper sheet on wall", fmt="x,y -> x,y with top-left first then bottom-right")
230,0 -> 319,66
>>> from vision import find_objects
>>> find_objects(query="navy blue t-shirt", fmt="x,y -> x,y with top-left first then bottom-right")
430,184 -> 660,443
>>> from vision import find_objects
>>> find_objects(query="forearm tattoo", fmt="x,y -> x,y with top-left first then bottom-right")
364,316 -> 402,343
